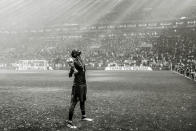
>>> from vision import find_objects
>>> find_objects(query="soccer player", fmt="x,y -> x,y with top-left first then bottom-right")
66,49 -> 93,129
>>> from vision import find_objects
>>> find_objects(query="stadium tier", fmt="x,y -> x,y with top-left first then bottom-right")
0,0 -> 195,80
0,19 -> 195,72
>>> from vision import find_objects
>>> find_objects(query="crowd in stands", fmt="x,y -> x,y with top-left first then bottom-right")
174,62 -> 196,81
0,26 -> 195,81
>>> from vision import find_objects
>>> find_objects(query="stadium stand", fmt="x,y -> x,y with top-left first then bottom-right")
0,21 -> 195,68
0,0 -> 195,80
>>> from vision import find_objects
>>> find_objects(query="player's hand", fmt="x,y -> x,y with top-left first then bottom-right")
67,57 -> 73,63
69,73 -> 72,78
67,58 -> 74,67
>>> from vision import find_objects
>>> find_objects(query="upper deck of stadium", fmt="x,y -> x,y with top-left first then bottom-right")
0,0 -> 196,30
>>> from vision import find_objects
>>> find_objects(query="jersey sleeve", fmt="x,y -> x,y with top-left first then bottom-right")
74,60 -> 84,71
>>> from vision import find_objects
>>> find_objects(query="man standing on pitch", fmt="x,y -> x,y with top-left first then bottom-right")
66,49 -> 92,129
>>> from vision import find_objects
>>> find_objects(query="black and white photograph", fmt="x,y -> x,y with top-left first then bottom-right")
0,0 -> 196,131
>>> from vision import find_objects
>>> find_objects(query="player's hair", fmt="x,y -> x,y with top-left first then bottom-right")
71,49 -> 81,58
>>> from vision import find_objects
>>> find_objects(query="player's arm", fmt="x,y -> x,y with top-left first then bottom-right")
74,56 -> 85,71
74,61 -> 84,72
69,66 -> 74,78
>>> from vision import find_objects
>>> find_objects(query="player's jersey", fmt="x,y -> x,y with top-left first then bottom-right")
69,57 -> 86,86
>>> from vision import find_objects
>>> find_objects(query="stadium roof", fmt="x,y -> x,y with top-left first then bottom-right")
0,0 -> 196,30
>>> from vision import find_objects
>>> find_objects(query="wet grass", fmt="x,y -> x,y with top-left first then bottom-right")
0,70 -> 195,131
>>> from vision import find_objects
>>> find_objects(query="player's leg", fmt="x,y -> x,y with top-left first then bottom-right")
80,101 -> 93,121
79,85 -> 93,121
79,85 -> 86,118
80,101 -> 86,118
66,95 -> 78,128
69,97 -> 77,121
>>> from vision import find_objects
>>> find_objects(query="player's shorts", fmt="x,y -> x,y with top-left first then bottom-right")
71,84 -> 87,102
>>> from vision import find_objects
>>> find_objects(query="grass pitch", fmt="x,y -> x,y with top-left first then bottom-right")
0,70 -> 195,131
